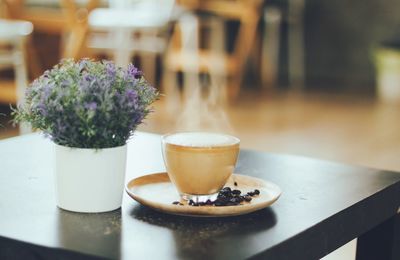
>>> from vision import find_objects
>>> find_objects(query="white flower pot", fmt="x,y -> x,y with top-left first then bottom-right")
54,144 -> 127,213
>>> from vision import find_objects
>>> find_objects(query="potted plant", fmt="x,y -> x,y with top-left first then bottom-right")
13,59 -> 159,213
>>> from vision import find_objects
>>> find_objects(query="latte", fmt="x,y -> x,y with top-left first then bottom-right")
162,132 -> 240,201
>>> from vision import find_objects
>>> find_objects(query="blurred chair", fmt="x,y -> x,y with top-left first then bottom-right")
164,0 -> 263,102
261,6 -> 282,88
3,0 -> 99,60
0,19 -> 32,105
80,0 -> 176,85
5,0 -> 72,34
287,0 -> 305,88
0,18 -> 33,133
59,0 -> 100,59
0,0 -> 8,18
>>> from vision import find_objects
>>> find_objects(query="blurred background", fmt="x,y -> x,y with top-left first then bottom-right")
1,1 -> 400,259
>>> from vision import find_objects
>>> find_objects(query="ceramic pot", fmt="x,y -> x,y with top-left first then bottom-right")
54,144 -> 127,213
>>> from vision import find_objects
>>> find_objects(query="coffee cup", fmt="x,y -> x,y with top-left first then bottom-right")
161,132 -> 240,202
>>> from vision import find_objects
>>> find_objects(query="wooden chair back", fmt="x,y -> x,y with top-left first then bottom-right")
168,0 -> 263,99
3,0 -> 99,58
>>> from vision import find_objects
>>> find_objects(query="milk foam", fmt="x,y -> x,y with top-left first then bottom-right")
165,132 -> 239,147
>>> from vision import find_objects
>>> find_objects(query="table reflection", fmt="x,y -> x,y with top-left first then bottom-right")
129,205 -> 277,259
56,208 -> 122,259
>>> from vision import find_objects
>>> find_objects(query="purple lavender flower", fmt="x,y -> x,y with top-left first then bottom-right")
13,59 -> 159,149
125,89 -> 137,101
60,79 -> 71,88
42,85 -> 52,99
35,102 -> 48,116
84,102 -> 97,111
128,90 -> 139,109
126,64 -> 142,79
56,118 -> 66,132
130,112 -> 144,126
83,74 -> 95,82
105,62 -> 117,79
78,75 -> 92,92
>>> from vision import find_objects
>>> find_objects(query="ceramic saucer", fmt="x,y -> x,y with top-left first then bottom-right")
125,172 -> 281,217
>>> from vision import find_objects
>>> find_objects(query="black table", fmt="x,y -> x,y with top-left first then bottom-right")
0,132 -> 399,260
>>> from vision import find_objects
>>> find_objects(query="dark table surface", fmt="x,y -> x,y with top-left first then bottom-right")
1,132 -> 400,260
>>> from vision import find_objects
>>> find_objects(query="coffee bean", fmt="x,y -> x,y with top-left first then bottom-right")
222,187 -> 231,192
230,198 -> 238,203
180,186 -> 259,207
236,196 -> 244,203
219,189 -> 232,196
219,193 -> 232,200
244,195 -> 252,202
214,201 -> 225,206
232,189 -> 241,195
218,197 -> 229,204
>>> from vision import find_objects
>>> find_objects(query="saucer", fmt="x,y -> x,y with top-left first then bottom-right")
125,173 -> 281,217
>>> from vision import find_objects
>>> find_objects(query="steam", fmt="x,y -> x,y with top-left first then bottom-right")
174,75 -> 235,135
164,14 -> 234,135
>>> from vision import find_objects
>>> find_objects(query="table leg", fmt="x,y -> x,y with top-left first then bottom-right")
356,213 -> 400,260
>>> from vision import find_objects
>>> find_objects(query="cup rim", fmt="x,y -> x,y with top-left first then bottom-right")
161,131 -> 240,148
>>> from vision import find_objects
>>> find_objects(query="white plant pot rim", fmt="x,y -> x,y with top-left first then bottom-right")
54,143 -> 127,150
